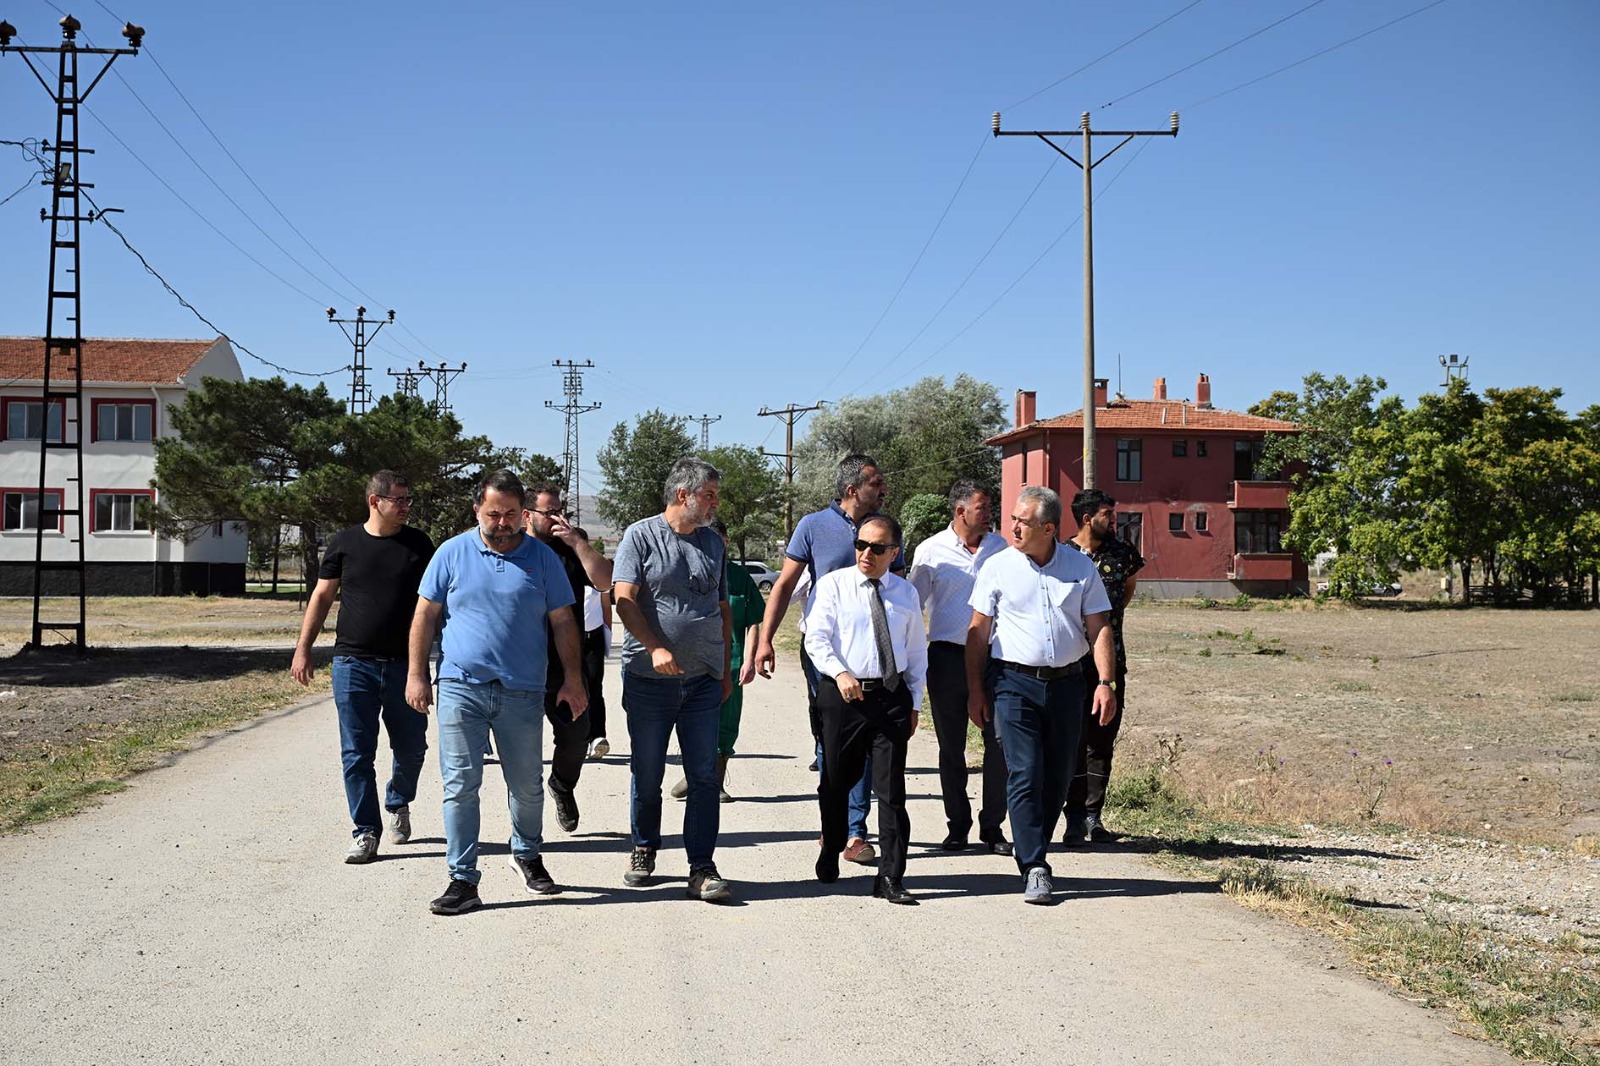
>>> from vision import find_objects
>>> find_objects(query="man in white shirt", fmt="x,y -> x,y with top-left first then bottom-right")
965,486 -> 1116,905
908,480 -> 1011,855
805,514 -> 927,905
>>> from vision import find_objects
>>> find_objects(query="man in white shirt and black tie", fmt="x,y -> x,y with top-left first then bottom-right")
965,486 -> 1116,905
805,514 -> 927,905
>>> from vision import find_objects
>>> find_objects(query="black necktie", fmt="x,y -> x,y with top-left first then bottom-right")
867,578 -> 901,692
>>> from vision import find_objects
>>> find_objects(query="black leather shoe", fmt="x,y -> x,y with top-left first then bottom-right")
815,852 -> 839,884
1087,815 -> 1122,844
979,834 -> 1013,857
940,831 -> 970,852
872,876 -> 916,905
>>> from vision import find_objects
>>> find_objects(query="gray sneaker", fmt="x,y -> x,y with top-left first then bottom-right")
388,805 -> 412,845
344,830 -> 379,864
623,847 -> 657,887
687,864 -> 733,902
508,853 -> 557,894
1023,866 -> 1053,904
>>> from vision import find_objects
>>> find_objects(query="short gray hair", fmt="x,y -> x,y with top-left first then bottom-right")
1017,485 -> 1061,528
662,457 -> 721,506
835,453 -> 879,500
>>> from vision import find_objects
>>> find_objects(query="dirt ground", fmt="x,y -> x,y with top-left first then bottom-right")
1115,602 -> 1600,848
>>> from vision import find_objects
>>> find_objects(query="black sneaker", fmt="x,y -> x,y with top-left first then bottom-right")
687,864 -> 733,902
549,783 -> 579,833
623,846 -> 656,887
508,853 -> 557,894
429,878 -> 481,916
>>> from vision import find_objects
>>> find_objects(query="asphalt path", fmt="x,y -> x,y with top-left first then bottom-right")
0,656 -> 1511,1065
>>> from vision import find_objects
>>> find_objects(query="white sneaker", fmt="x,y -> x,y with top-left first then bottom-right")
388,805 -> 411,845
588,737 -> 611,759
344,831 -> 379,864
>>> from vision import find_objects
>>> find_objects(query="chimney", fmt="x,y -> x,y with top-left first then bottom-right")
1196,372 -> 1212,409
1093,377 -> 1109,410
1014,389 -> 1037,428
1154,376 -> 1167,401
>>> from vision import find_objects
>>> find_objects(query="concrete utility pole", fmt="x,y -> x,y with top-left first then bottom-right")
2,14 -> 143,651
326,306 -> 394,415
690,414 -> 721,451
545,360 -> 600,523
758,401 -> 825,539
992,109 -> 1179,488
415,360 -> 467,415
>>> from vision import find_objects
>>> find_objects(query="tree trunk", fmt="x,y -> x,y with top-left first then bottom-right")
1460,560 -> 1473,607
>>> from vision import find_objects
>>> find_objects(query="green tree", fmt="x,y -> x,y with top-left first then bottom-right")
900,492 -> 949,565
595,409 -> 697,530
1249,372 -> 1393,481
703,443 -> 784,561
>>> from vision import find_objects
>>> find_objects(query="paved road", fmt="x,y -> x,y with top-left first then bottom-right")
0,659 -> 1511,1066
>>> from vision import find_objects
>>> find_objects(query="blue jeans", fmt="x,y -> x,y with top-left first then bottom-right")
801,647 -> 872,839
436,679 -> 546,886
332,656 -> 428,838
624,671 -> 723,869
991,665 -> 1085,877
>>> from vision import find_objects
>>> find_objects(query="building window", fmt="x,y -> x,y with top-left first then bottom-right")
1116,438 -> 1142,482
2,489 -> 64,531
93,400 -> 155,443
1168,512 -> 1184,532
3,398 -> 65,442
1116,513 -> 1142,553
1196,439 -> 1208,458
1195,510 -> 1209,532
1172,439 -> 1188,458
1234,511 -> 1283,554
92,490 -> 154,532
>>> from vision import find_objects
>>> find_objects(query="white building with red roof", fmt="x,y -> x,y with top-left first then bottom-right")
0,336 -> 247,595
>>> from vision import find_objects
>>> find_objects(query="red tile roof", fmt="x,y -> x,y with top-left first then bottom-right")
0,336 -> 223,385
990,398 -> 1300,445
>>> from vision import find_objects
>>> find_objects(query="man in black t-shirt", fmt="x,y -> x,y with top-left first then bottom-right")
523,484 -> 613,833
293,470 -> 435,864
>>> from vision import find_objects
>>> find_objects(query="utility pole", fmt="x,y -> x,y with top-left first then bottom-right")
386,366 -> 421,399
690,414 -> 721,451
758,401 -> 825,539
327,306 -> 394,415
414,360 -> 467,414
2,14 -> 143,651
992,109 -> 1178,488
545,360 -> 600,523
1438,353 -> 1470,387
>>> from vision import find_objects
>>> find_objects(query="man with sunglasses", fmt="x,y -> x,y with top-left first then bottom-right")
522,484 -> 613,833
966,485 -> 1115,905
292,469 -> 435,865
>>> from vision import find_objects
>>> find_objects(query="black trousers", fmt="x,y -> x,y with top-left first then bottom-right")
544,645 -> 593,795
582,627 -> 608,740
927,641 -> 1008,838
816,677 -> 912,880
1065,657 -> 1128,817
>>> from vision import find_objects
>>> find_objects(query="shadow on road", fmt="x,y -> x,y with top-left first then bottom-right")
1125,836 -> 1417,864
0,644 -> 295,687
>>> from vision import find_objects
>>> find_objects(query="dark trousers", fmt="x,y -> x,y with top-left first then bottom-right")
990,664 -> 1085,876
816,677 -> 912,881
582,627 -> 608,740
927,642 -> 1007,838
1066,658 -> 1127,818
544,652 -> 592,795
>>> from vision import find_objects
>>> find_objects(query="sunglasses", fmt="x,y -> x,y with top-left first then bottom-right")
853,540 -> 894,556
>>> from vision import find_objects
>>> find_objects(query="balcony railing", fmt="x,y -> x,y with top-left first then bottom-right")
1230,552 -> 1296,581
1230,480 -> 1292,510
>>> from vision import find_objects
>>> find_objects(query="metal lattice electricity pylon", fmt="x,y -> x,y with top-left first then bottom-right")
690,414 -> 721,450
545,360 -> 599,523
415,360 -> 467,414
327,306 -> 393,415
1,14 -> 143,650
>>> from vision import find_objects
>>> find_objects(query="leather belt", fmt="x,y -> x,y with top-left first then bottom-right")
996,659 -> 1082,681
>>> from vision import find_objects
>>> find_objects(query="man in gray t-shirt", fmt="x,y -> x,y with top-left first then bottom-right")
612,458 -> 735,903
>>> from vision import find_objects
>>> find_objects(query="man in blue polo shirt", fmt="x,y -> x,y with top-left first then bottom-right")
406,469 -> 588,916
754,453 -> 901,865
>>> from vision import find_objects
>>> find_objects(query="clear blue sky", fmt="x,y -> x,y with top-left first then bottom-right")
3,0 -> 1596,492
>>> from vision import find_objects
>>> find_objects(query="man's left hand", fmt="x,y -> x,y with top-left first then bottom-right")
721,674 -> 735,703
556,679 -> 588,720
738,659 -> 756,687
1092,686 -> 1118,726
547,514 -> 580,547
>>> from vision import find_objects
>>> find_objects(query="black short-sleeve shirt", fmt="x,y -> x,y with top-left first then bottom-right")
318,524 -> 435,659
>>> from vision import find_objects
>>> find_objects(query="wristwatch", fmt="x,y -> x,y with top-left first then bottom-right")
1097,679 -> 1117,692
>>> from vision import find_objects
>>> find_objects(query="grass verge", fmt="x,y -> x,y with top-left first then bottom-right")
1105,765 -> 1600,1065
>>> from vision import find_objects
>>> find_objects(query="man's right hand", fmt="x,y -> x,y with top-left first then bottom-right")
754,641 -> 776,679
967,691 -> 991,728
290,648 -> 314,686
406,675 -> 433,715
650,647 -> 684,676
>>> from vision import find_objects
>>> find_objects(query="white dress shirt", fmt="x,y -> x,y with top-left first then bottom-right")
805,567 -> 928,710
968,542 -> 1111,668
907,526 -> 1009,644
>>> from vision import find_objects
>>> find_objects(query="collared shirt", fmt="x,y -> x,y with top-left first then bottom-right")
907,525 -> 1009,644
418,529 -> 575,691
804,567 -> 928,710
1066,534 -> 1144,668
785,501 -> 905,621
968,542 -> 1111,668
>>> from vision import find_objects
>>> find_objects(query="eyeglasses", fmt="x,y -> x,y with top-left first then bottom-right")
480,511 -> 521,522
853,539 -> 894,556
376,494 -> 412,506
527,507 -> 564,518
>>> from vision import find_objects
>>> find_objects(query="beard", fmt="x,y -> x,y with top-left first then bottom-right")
683,495 -> 716,528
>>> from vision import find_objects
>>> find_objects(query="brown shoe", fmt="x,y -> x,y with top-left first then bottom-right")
843,837 -> 876,864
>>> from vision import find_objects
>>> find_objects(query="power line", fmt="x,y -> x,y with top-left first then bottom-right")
1005,0 -> 1208,111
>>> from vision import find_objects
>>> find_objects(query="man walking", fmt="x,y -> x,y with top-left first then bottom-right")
577,529 -> 613,761
907,479 -> 1011,855
292,470 -> 434,864
806,515 -> 926,905
1063,489 -> 1143,845
406,469 -> 587,916
754,454 -> 897,865
523,485 -> 614,832
966,486 -> 1116,905
612,458 -> 735,902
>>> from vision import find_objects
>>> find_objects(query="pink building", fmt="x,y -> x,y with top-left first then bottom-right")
987,374 -> 1307,598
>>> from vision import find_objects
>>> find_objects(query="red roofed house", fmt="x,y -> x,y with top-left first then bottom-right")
988,373 -> 1308,598
0,336 -> 247,595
